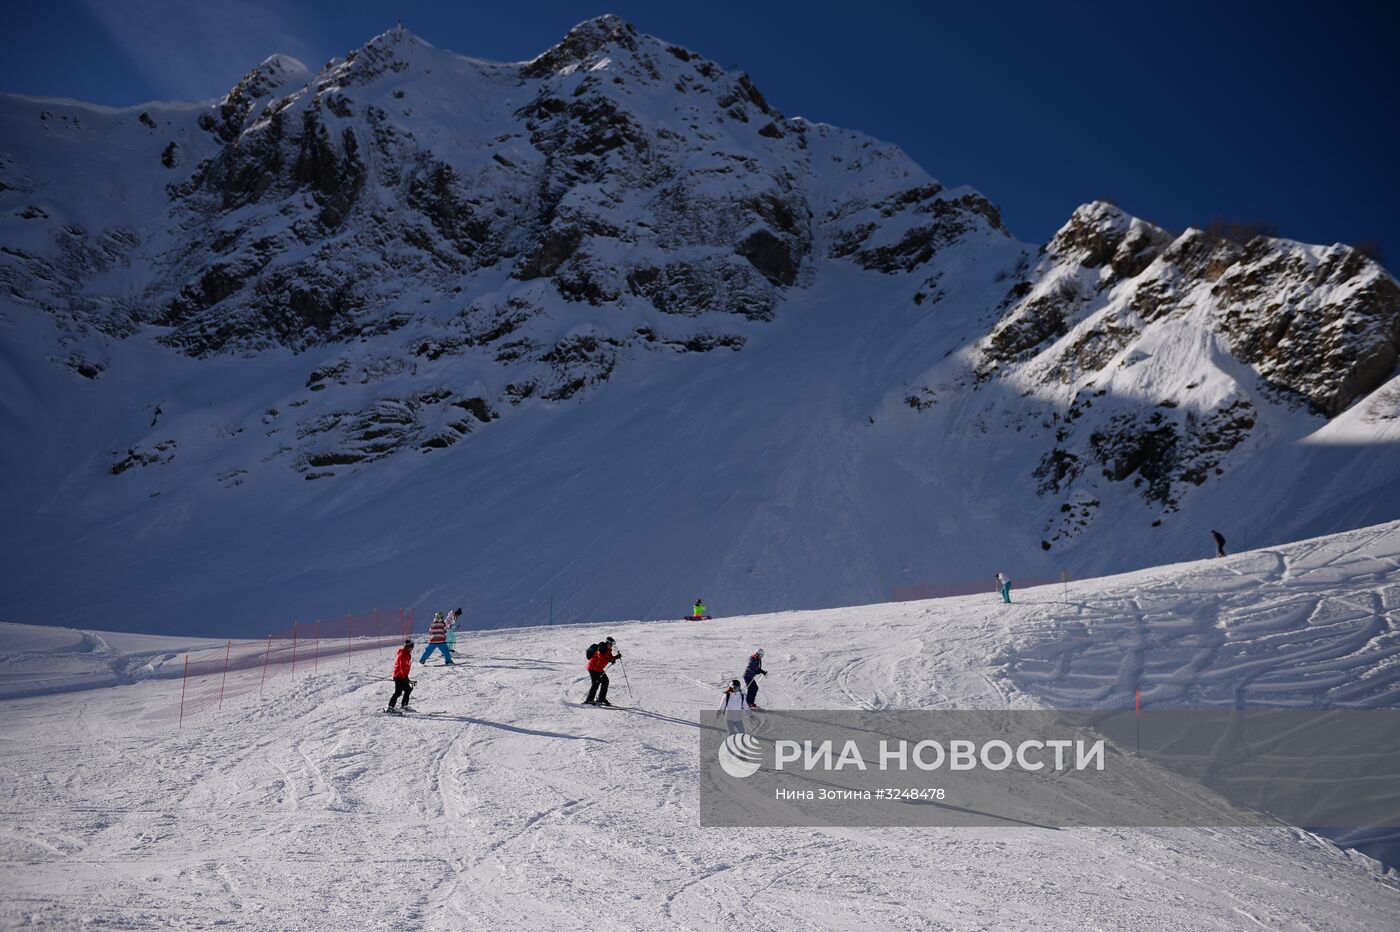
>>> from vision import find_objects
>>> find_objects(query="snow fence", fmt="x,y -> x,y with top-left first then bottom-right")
177,608 -> 415,725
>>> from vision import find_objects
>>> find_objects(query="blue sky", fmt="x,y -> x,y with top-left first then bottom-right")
3,0 -> 1396,265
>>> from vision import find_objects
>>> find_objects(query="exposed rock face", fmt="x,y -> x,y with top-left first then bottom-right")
1,19 -> 1395,510
3,17 -> 1400,640
297,388 -> 499,477
202,54 -> 310,141
1213,242 -> 1400,416
0,16 -> 1015,480
129,19 -> 962,364
143,22 -> 838,361
1000,202 -> 1400,419
959,200 -> 1399,542
111,439 -> 177,475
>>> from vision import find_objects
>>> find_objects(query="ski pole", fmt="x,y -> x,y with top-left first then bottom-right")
618,659 -> 634,701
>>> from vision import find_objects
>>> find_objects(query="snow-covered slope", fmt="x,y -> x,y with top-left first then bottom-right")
2,16 -> 1398,636
1,522 -> 1397,928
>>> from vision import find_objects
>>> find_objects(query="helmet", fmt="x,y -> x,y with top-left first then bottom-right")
434,611 -> 444,619
605,636 -> 615,644
731,679 -> 741,688
754,648 -> 764,657
404,639 -> 414,648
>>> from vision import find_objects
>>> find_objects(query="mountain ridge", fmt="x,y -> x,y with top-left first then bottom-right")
1,17 -> 1398,635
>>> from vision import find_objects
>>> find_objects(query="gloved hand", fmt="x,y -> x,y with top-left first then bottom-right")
409,679 -> 418,687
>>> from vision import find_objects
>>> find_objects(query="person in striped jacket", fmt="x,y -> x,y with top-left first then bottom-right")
419,612 -> 455,665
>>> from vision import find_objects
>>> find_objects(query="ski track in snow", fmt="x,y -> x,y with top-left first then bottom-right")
1,523 -> 1400,928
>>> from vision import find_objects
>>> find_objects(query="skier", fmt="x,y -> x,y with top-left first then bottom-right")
743,648 -> 767,708
693,598 -> 706,619
444,607 -> 463,653
1211,530 -> 1227,559
419,611 -> 454,665
719,679 -> 749,735
386,638 -> 416,713
584,636 -> 621,706
996,572 -> 1012,604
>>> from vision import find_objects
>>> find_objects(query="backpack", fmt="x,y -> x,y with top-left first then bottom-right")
585,643 -> 598,660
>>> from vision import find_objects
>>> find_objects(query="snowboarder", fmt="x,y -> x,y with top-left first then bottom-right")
386,639 -> 415,713
719,679 -> 749,735
584,636 -> 621,706
996,572 -> 1012,603
693,598 -> 706,618
1212,530 -> 1227,558
444,607 -> 463,653
419,612 -> 454,665
743,648 -> 767,708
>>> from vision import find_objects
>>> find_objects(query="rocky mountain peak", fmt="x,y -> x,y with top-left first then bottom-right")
966,191 -> 1400,550
254,53 -> 311,87
1211,238 -> 1400,416
228,53 -> 310,104
521,14 -> 641,79
1045,200 -> 1173,280
198,53 -> 312,143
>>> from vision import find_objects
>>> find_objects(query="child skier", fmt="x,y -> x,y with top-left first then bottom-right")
743,648 -> 767,708
419,612 -> 454,665
386,639 -> 415,713
444,607 -> 463,653
584,636 -> 621,706
719,679 -> 749,735
996,572 -> 1012,604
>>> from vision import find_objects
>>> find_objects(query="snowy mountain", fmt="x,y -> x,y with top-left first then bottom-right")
3,523 -> 1398,927
1,16 -> 1398,635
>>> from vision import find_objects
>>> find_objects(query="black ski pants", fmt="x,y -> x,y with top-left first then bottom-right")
389,677 -> 413,708
586,670 -> 609,703
745,675 -> 759,706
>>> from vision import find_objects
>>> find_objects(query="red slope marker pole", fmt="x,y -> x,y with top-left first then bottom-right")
291,622 -> 298,678
178,654 -> 190,729
259,635 -> 272,696
218,639 -> 231,710
313,619 -> 320,673
347,614 -> 352,668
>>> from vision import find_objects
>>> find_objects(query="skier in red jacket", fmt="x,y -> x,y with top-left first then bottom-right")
583,636 -> 621,706
387,639 -> 415,713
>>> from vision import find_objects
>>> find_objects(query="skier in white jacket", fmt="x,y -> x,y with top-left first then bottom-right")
444,607 -> 463,652
719,679 -> 750,735
996,572 -> 1012,604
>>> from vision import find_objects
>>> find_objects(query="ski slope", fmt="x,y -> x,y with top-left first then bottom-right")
1,523 -> 1398,929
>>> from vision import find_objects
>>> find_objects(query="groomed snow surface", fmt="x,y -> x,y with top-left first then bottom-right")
2,522 -> 1399,929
